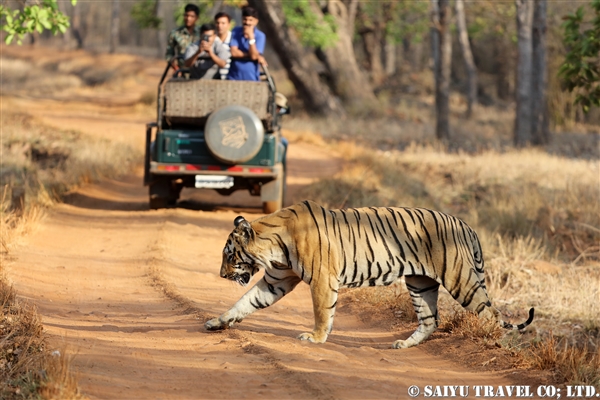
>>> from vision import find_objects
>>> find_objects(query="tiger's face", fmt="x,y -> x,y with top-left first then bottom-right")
220,216 -> 260,286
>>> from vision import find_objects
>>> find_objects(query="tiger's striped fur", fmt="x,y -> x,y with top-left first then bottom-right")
205,200 -> 534,348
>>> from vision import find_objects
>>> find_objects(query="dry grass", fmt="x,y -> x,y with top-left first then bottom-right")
528,334 -> 600,386
0,280 -> 83,399
342,282 -> 417,325
440,309 -> 504,342
0,46 -> 146,95
1,111 -> 140,235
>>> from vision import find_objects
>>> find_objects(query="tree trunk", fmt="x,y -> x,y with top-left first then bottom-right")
531,0 -> 549,145
155,0 -> 167,59
494,38 -> 511,100
455,0 -> 477,119
248,0 -> 345,116
360,28 -> 385,86
109,0 -> 120,53
71,1 -> 84,49
313,0 -> 377,111
514,0 -> 534,146
209,0 -> 224,18
384,35 -> 396,77
58,0 -> 72,47
358,4 -> 385,86
432,0 -> 452,140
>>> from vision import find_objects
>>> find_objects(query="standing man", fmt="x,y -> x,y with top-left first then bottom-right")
165,4 -> 200,69
228,6 -> 267,81
184,23 -> 230,80
214,12 -> 232,80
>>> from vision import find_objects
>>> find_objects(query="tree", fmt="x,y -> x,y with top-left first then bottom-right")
559,0 -> 600,114
514,0 -> 534,146
531,0 -> 549,145
455,0 -> 477,119
431,0 -> 452,140
109,0 -> 120,53
311,0 -> 378,111
1,0 -> 77,44
248,0 -> 345,116
356,3 -> 385,86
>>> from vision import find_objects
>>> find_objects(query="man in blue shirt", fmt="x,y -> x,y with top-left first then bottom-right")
228,6 -> 267,81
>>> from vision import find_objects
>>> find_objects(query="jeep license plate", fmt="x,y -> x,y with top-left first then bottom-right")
195,175 -> 234,189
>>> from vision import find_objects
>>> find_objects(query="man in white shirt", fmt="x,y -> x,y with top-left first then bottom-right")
183,23 -> 230,80
214,12 -> 232,80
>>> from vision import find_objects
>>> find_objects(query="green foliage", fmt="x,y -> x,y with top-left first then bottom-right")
1,0 -> 76,45
378,1 -> 429,45
131,0 -> 162,29
282,0 -> 337,48
466,2 -> 516,39
558,0 -> 600,113
173,0 -> 244,27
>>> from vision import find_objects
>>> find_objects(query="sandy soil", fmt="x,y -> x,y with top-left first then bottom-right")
2,48 -> 540,399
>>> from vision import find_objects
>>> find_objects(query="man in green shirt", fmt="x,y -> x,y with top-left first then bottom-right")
165,4 -> 200,69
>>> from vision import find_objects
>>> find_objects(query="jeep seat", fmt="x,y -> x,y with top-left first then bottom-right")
163,79 -> 272,125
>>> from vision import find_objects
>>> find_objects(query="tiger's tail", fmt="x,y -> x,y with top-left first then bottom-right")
502,307 -> 535,330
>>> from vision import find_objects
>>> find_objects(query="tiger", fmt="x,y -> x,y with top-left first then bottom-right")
205,200 -> 534,348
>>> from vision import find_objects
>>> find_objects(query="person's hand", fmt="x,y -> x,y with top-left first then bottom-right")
243,24 -> 254,40
258,55 -> 268,67
200,40 -> 211,53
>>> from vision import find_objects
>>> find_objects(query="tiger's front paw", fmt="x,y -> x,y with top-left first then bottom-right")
297,332 -> 327,343
205,317 -> 229,331
392,339 -> 415,349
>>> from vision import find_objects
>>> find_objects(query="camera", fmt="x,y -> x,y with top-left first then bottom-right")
202,34 -> 210,42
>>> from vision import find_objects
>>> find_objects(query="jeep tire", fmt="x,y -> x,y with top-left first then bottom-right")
149,179 -> 181,210
262,167 -> 286,214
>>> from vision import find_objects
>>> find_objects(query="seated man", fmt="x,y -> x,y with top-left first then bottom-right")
228,6 -> 267,81
184,23 -> 230,80
165,4 -> 200,69
214,12 -> 232,80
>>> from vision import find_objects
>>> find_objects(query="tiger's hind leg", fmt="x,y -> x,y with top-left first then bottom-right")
393,275 -> 440,349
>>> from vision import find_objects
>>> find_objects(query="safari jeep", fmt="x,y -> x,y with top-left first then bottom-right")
143,62 -> 288,213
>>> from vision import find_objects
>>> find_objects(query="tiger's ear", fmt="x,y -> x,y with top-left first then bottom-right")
233,217 -> 254,244
234,216 -> 245,227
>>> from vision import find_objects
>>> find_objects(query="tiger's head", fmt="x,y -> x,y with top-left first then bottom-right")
220,216 -> 264,286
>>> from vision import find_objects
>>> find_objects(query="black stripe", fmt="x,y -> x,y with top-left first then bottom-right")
259,221 -> 279,228
351,208 -> 362,239
372,208 -> 389,236
365,212 -> 379,243
385,212 -> 407,262
406,283 -> 440,294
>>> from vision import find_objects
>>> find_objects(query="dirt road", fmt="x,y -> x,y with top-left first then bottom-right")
3,50 -> 529,399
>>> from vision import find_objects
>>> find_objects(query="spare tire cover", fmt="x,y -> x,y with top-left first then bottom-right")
205,105 -> 265,164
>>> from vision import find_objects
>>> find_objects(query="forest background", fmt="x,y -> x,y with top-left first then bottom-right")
2,0 -> 599,141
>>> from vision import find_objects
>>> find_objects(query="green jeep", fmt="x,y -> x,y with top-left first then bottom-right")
144,62 -> 288,213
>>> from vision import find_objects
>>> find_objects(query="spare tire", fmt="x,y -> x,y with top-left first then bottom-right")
205,105 -> 265,164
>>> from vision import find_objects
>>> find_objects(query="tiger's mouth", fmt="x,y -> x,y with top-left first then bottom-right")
227,272 -> 251,286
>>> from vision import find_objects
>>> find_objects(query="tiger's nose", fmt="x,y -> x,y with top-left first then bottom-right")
219,265 -> 227,278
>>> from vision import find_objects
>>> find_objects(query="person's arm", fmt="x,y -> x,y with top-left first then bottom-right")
230,46 -> 245,58
245,26 -> 259,61
183,43 -> 200,68
165,31 -> 176,65
208,42 -> 227,68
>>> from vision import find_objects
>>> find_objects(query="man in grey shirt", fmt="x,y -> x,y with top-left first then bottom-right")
184,23 -> 230,80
